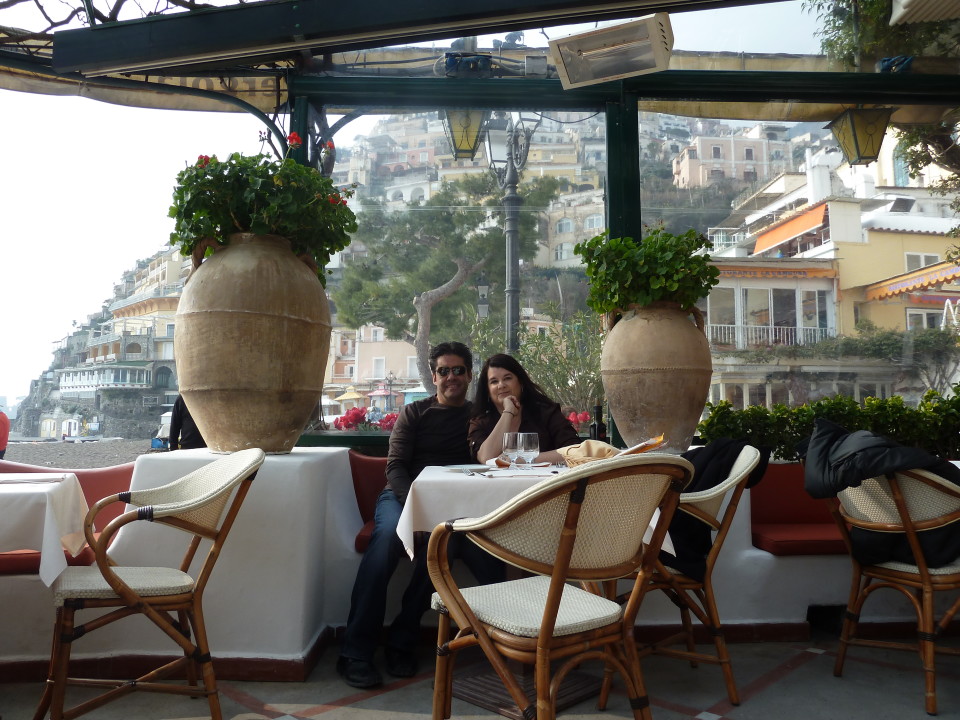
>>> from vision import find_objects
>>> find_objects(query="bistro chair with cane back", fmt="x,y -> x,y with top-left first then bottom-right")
827,468 -> 960,716
32,447 -> 266,720
633,444 -> 761,707
427,453 -> 693,720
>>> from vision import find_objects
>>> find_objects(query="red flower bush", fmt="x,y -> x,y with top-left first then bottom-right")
567,410 -> 592,431
333,407 -> 398,432
379,412 -> 399,432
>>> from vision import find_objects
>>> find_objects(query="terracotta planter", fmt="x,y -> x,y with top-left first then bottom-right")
601,302 -> 712,452
175,233 -> 331,453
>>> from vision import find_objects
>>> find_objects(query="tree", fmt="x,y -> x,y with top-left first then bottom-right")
333,174 -> 560,390
804,0 -> 960,234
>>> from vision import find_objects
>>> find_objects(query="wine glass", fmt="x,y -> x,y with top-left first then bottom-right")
517,433 -> 540,468
501,432 -> 520,468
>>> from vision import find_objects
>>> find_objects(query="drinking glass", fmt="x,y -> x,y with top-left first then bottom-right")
517,433 -> 540,467
501,432 -> 520,468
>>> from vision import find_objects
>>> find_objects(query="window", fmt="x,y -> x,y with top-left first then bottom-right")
712,146 -> 721,159
709,287 -> 736,326
743,170 -> 757,183
583,214 -> 604,230
905,252 -> 939,272
709,168 -> 725,179
745,148 -> 754,161
419,151 -> 429,162
372,357 -> 385,377
554,243 -> 573,261
406,356 -> 418,377
801,290 -> 828,329
907,309 -> 941,331
687,149 -> 697,160
743,288 -> 770,327
391,190 -> 404,202
556,218 -> 573,233
347,365 -> 355,377
370,327 -> 384,341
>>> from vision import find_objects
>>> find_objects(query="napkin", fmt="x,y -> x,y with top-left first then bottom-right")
557,435 -> 667,465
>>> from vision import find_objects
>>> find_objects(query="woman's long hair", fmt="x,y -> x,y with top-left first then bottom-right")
472,354 -> 556,422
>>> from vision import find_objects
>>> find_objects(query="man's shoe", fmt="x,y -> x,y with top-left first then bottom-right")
337,656 -> 382,688
385,647 -> 418,678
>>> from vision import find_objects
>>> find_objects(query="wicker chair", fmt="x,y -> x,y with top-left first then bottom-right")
828,468 -> 960,716
32,447 -> 266,720
427,453 -> 693,720
636,444 -> 761,707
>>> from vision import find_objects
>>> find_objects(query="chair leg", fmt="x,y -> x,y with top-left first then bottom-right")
920,588 -> 937,716
702,585 -> 739,706
679,604 -> 697,668
834,572 -> 867,677
433,614 -> 453,720
188,601 -> 223,720
178,609 -> 199,689
32,606 -> 68,720
621,630 -> 653,720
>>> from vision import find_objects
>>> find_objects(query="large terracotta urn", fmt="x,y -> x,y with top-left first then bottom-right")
175,233 -> 331,453
601,302 -> 712,453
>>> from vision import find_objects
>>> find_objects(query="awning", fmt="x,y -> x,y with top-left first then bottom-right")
865,261 -> 960,301
752,204 -> 827,255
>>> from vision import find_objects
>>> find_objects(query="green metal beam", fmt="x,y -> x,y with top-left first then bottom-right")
52,0 -> 780,76
287,72 -> 960,111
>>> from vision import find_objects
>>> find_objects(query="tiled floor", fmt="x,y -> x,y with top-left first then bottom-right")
5,628 -> 960,720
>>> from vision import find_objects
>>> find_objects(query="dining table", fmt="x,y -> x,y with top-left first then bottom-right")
0,473 -> 90,585
396,463 -> 673,558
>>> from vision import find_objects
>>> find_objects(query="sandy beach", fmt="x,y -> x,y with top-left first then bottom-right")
3,435 -> 153,469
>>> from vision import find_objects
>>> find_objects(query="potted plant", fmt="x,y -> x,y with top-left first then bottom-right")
168,133 -> 359,454
575,226 -> 720,451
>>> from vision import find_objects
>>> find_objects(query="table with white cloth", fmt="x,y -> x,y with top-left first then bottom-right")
100,446 -> 359,676
397,464 -> 672,558
0,473 -> 89,586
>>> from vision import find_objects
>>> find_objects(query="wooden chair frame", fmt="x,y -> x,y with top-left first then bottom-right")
33,448 -> 265,720
427,454 -> 693,720
639,445 -> 760,706
828,468 -> 960,716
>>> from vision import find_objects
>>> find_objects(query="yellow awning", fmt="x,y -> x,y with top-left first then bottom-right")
865,261 -> 960,301
753,204 -> 827,255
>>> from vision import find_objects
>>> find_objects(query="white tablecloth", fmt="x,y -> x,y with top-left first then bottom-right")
106,447 -> 359,662
397,465 -> 671,559
0,473 -> 89,585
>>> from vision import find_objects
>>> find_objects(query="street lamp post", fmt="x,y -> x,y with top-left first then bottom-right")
386,370 -> 396,412
476,272 -> 490,319
484,111 -> 540,354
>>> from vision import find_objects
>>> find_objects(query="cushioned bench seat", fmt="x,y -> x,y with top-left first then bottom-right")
749,462 -> 845,556
0,459 -> 135,574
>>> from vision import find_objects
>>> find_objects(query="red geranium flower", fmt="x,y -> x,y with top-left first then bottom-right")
287,131 -> 303,148
578,411 -> 591,424
325,140 -> 335,150
196,155 -> 211,168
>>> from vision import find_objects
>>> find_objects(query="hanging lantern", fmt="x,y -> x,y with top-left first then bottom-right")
825,107 -> 895,166
441,109 -> 490,160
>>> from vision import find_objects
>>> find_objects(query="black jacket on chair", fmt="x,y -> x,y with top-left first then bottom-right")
799,418 -> 960,568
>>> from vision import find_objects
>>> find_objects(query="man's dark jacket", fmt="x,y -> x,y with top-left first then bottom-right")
800,418 -> 960,567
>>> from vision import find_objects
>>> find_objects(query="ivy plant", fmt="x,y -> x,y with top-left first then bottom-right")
574,225 -> 720,314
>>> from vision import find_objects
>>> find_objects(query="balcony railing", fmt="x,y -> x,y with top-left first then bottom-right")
707,324 -> 831,349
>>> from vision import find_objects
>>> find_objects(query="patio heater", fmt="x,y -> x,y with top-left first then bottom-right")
484,111 -> 540,353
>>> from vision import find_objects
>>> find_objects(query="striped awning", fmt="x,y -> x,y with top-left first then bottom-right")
865,261 -> 960,301
753,204 -> 827,255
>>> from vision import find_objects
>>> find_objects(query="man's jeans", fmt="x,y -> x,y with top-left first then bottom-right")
340,488 -> 504,662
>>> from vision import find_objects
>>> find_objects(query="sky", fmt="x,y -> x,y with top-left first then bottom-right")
0,0 -> 821,405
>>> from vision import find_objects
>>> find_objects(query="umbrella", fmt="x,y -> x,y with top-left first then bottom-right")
320,396 -> 340,407
334,386 -> 365,401
368,385 -> 392,397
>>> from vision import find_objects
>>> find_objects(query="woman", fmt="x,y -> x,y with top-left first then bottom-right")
469,354 -> 580,465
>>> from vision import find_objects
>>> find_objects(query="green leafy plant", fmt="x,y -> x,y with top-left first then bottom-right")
698,385 -> 960,462
169,133 -> 358,285
574,225 -> 720,314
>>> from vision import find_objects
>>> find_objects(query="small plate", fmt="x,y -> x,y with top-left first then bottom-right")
446,464 -> 491,473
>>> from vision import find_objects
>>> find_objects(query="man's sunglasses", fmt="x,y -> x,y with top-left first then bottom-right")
435,366 -> 468,377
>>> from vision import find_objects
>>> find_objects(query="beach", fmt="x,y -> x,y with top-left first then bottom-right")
4,435 -> 153,469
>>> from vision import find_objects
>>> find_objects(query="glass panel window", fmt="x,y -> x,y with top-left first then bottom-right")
801,290 -> 828,328
372,357 -> 385,377
556,218 -> 573,233
584,214 -> 604,230
907,309 -> 940,330
710,288 -> 735,325
554,242 -> 573,261
772,289 -> 796,327
743,288 -> 770,326
905,252 -> 939,272
406,356 -> 418,377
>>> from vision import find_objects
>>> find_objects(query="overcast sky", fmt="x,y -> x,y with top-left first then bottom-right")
0,1 -> 820,406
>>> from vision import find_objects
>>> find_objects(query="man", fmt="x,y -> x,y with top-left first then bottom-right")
0,409 -> 9,459
168,395 -> 206,451
337,341 -> 503,689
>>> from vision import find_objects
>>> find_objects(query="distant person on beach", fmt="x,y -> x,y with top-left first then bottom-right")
0,410 -> 9,459
169,395 -> 206,451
